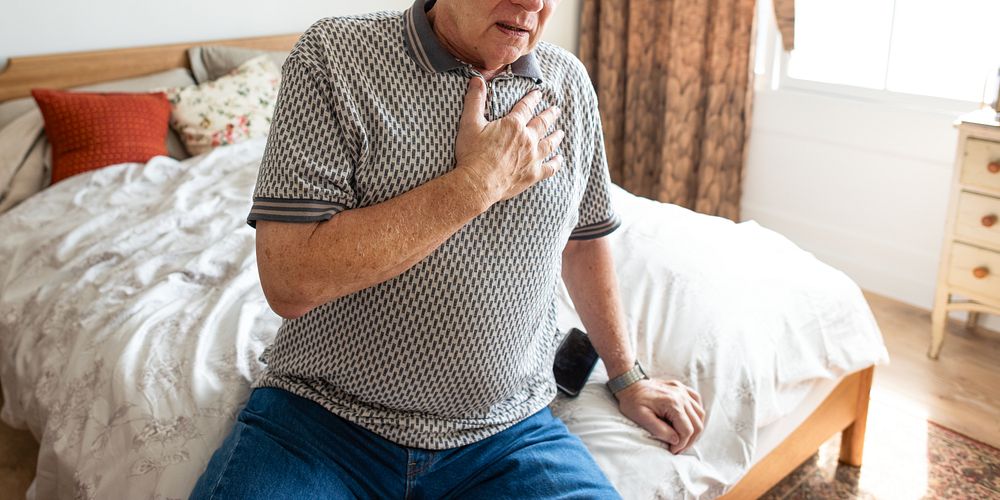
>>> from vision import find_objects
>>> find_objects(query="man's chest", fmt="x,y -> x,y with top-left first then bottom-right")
348,75 -> 590,235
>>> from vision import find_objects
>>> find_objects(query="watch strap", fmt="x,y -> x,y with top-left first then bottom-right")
606,361 -> 648,395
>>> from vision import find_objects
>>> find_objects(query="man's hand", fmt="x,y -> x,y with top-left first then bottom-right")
454,78 -> 565,206
561,239 -> 705,454
615,378 -> 706,455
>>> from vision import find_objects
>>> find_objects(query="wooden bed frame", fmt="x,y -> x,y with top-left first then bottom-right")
720,366 -> 873,498
0,36 -> 876,499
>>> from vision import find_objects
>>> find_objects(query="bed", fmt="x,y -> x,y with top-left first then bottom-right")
0,35 -> 889,499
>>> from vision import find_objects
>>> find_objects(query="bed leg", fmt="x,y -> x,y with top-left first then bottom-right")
838,366 -> 874,467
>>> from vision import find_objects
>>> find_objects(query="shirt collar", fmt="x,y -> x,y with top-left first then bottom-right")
402,0 -> 544,83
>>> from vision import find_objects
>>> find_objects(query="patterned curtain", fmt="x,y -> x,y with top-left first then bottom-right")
773,0 -> 795,50
579,0 -> 757,221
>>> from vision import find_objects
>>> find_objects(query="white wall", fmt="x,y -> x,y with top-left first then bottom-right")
742,89 -> 970,309
0,0 -> 581,62
743,17 -> 1000,332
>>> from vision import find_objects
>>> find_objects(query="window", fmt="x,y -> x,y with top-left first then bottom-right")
762,0 -> 1000,105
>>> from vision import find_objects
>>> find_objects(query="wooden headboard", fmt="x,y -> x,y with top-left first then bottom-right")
0,33 -> 301,103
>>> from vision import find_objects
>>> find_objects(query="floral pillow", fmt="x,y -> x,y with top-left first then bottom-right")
163,55 -> 280,156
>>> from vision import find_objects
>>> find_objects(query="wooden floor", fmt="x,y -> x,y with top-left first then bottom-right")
0,290 -> 997,498
863,290 -> 1000,449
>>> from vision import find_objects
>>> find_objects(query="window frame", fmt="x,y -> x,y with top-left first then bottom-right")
755,0 -> 987,115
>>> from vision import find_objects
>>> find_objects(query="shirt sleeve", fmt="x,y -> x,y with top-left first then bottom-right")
247,53 -> 360,228
569,89 -> 621,240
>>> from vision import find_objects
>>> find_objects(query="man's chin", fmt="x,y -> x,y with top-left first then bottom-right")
482,48 -> 529,71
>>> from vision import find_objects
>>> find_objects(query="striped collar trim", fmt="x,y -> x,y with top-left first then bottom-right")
402,0 -> 543,83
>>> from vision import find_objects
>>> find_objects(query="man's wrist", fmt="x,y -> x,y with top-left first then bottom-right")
447,167 -> 495,214
605,358 -> 637,381
607,360 -> 648,397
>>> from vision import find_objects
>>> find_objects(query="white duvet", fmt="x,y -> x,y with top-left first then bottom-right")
0,138 -> 887,499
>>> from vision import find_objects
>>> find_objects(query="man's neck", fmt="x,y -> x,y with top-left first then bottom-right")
425,4 -> 506,81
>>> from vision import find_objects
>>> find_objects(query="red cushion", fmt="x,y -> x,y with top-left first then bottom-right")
31,89 -> 172,184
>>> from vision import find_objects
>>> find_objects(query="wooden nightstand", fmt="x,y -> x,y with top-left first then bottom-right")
930,109 -> 1000,359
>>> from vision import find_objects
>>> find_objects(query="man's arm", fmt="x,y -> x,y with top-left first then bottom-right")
258,79 -> 564,319
561,237 -> 706,454
257,169 -> 485,319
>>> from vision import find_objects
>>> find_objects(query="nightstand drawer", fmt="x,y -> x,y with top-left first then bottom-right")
948,242 -> 1000,301
955,191 -> 1000,247
961,138 -> 1000,192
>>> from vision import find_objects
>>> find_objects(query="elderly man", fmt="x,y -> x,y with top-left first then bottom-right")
191,0 -> 704,498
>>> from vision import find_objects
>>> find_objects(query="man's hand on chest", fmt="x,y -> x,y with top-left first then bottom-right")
453,78 -> 565,208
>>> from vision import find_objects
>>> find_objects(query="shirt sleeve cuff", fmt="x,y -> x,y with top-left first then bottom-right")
568,212 -> 621,240
246,197 -> 349,228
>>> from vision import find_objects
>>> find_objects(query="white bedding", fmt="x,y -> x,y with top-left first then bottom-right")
753,376 -> 841,464
550,185 -> 889,498
0,138 -> 887,499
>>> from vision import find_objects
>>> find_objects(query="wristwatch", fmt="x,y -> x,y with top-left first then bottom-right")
606,360 -> 649,396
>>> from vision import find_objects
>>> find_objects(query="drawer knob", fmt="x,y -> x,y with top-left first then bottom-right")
973,266 -> 990,279
984,214 -> 998,227
990,161 -> 1000,174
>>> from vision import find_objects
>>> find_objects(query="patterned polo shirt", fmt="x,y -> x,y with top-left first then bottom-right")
247,0 -> 620,449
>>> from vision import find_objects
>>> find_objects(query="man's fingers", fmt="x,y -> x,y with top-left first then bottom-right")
527,105 -> 561,135
679,384 -> 704,419
633,408 -> 680,447
508,89 -> 543,124
680,401 -> 704,453
661,404 -> 694,454
689,401 -> 705,434
539,130 -> 565,160
461,77 -> 488,127
689,393 -> 706,420
539,155 -> 563,179
687,387 -> 703,408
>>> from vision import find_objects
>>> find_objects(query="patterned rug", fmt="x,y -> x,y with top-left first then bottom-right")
761,418 -> 1000,499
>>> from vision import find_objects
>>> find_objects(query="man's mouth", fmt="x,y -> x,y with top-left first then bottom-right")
496,22 -> 530,36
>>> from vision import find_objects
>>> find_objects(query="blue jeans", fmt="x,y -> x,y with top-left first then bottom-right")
190,387 -> 620,499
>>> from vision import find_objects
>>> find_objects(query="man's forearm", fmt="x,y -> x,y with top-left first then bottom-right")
257,169 -> 489,319
561,237 -> 634,378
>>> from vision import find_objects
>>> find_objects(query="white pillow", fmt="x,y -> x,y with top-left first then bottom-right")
163,55 -> 280,156
187,45 -> 289,84
0,111 -> 47,213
